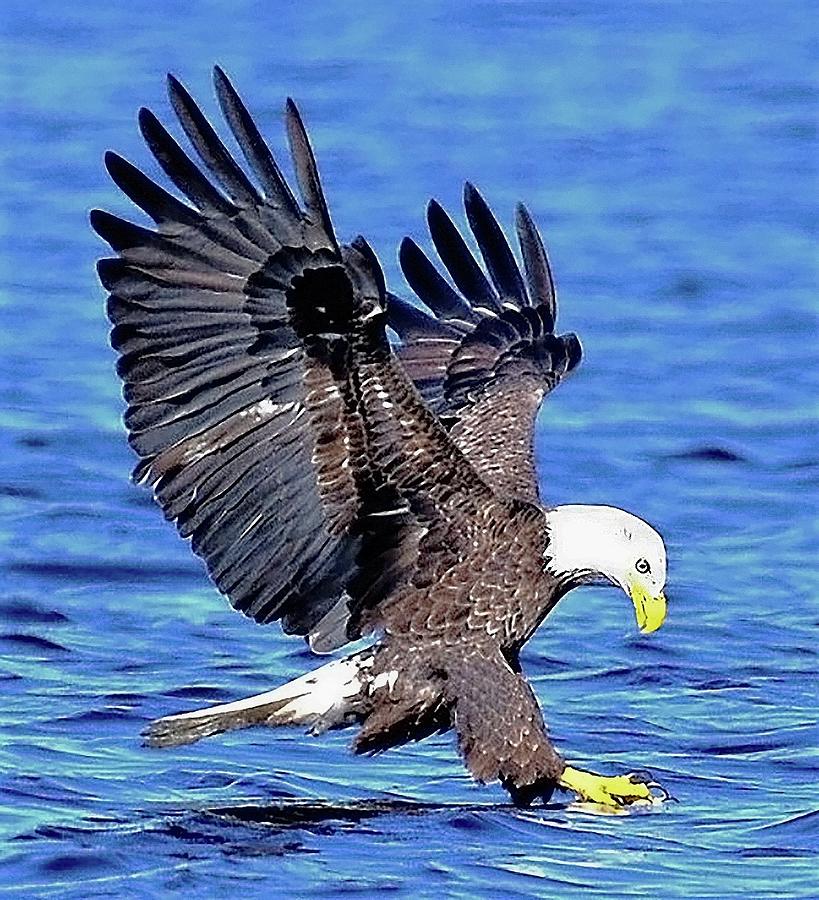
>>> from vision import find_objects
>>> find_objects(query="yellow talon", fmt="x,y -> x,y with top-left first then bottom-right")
558,765 -> 664,809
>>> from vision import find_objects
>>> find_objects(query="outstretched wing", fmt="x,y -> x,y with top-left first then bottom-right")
388,186 -> 582,505
93,69 -> 498,652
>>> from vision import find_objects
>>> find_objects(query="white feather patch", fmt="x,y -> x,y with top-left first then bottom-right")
164,653 -> 373,726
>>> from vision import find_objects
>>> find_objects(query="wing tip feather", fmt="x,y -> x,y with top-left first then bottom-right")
513,201 -> 531,230
284,96 -> 300,121
137,105 -> 159,138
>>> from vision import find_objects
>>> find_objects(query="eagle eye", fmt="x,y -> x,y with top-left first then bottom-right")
635,558 -> 651,575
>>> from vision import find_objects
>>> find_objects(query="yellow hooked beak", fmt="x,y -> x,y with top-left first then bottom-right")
629,581 -> 667,634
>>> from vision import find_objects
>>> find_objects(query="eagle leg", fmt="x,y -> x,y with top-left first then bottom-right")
447,647 -> 564,807
558,765 -> 668,810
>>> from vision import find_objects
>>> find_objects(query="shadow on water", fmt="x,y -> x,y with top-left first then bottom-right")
9,798 -> 577,872
13,795 -> 639,859
162,797 -> 571,846
205,793 -> 661,826
208,797 -> 462,827
166,799 -> 496,857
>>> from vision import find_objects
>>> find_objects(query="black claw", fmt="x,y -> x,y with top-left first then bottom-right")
627,769 -> 654,784
649,782 -> 674,803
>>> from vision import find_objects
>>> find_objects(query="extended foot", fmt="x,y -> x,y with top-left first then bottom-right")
559,765 -> 667,809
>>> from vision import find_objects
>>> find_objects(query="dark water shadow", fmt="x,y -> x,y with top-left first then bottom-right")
205,797 -> 539,828
10,795 -> 672,878
141,796 -> 580,853
663,445 -> 747,463
5,798 -> 555,865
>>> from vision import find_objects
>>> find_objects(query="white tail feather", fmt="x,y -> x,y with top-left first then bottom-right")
144,651 -> 373,748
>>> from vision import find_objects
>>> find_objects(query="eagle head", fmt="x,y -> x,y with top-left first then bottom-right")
544,505 -> 667,634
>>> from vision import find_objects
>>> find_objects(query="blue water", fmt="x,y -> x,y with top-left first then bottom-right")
2,1 -> 817,896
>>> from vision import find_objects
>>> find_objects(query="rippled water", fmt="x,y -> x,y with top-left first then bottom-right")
2,1 -> 817,896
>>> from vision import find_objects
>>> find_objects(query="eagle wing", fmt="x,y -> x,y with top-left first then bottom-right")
93,69 -> 496,652
388,188 -> 582,505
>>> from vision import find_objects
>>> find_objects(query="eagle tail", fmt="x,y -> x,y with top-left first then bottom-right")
143,652 -> 372,748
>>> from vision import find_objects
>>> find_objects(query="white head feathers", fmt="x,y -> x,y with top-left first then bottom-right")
544,504 -> 667,598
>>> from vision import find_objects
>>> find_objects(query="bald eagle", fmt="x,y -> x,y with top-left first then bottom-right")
92,68 -> 669,809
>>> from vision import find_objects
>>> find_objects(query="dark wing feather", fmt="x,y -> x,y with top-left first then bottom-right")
167,74 -> 261,207
390,186 -> 582,504
427,199 -> 500,313
138,107 -> 237,215
284,97 -> 336,242
93,72 -> 371,641
95,70 -> 498,652
463,182 -> 527,306
213,65 -> 299,213
515,203 -> 556,319
399,236 -> 477,325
